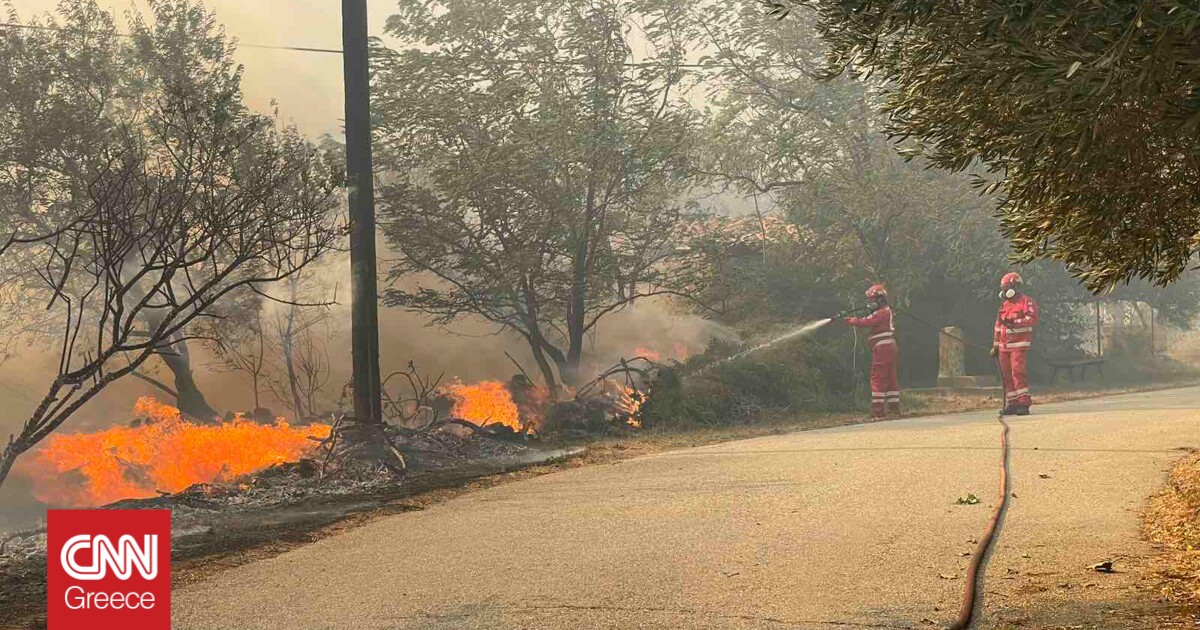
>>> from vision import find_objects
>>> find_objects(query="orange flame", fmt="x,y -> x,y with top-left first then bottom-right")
617,383 -> 644,426
632,344 -> 691,363
16,396 -> 331,508
443,380 -> 524,432
634,346 -> 662,361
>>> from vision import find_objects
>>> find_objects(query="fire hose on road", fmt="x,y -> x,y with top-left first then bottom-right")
893,308 -> 1014,629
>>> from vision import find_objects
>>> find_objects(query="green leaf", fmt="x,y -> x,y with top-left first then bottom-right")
956,493 -> 981,505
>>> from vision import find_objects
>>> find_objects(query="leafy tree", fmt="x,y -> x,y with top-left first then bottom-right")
695,2 -> 1003,309
769,0 -> 1200,290
692,2 -> 1117,383
374,0 -> 703,392
0,0 -> 341,487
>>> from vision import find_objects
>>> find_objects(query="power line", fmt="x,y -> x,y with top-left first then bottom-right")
0,20 -> 796,69
0,21 -> 341,54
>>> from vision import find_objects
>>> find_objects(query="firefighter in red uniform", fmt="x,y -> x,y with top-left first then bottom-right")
991,272 -> 1039,415
844,284 -> 899,419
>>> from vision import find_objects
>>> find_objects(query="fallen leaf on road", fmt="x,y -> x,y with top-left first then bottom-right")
938,573 -> 959,580
1092,560 -> 1115,573
1039,473 -> 1051,479
956,493 -> 981,505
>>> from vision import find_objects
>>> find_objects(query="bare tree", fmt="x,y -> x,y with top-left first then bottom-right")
0,1 -> 341,487
213,306 -> 271,411
265,276 -> 335,421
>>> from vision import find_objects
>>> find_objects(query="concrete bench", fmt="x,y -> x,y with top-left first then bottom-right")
1047,358 -> 1105,383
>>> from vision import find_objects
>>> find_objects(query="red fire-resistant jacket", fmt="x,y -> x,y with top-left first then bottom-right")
846,306 -> 896,348
994,294 -> 1039,350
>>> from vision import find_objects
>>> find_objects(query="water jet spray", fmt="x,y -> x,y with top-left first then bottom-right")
695,318 -> 836,374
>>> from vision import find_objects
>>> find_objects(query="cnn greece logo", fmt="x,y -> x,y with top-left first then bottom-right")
48,510 -> 171,630
61,533 -> 158,580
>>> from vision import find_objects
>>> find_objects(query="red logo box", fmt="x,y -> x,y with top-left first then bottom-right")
47,510 -> 171,630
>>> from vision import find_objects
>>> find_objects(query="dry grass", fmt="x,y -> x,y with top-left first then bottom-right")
1144,452 -> 1200,607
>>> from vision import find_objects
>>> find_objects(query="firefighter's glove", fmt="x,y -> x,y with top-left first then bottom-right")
989,346 -> 999,358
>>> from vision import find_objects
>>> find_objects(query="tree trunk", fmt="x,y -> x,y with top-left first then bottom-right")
563,290 -> 585,386
520,283 -> 562,399
279,307 -> 309,420
528,341 -> 560,401
135,278 -> 219,422
0,440 -> 19,490
251,372 -> 261,410
159,337 -> 219,422
564,179 -> 595,386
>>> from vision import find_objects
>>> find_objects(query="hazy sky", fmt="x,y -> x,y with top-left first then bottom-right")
10,0 -> 399,137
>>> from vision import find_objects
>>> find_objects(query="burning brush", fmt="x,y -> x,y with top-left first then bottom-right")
15,397 -> 332,508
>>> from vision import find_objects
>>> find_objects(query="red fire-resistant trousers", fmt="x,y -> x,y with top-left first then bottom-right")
999,349 -> 1031,407
870,342 -> 900,418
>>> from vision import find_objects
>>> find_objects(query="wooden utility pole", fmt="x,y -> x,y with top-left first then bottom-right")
342,0 -> 382,424
1149,303 -> 1156,356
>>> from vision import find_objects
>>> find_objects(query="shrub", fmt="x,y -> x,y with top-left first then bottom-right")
639,330 -> 864,429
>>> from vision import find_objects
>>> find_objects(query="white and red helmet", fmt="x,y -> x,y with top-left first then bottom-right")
865,284 -> 888,299
1000,273 -> 1023,299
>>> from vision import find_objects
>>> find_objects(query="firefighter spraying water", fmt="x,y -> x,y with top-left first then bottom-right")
991,272 -> 1039,416
839,284 -> 900,419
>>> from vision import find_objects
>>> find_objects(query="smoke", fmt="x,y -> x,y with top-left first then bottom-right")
0,247 -> 727,438
282,251 -> 730,406
0,0 -> 729,429
9,0 -> 385,138
0,1 -> 732,529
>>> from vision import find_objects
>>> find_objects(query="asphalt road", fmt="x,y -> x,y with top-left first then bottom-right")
173,387 -> 1200,629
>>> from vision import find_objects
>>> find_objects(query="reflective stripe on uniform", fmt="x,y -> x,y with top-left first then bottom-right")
870,331 -> 894,340
1009,327 -> 1033,333
1006,388 -> 1030,400
873,339 -> 896,346
1005,341 -> 1031,348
